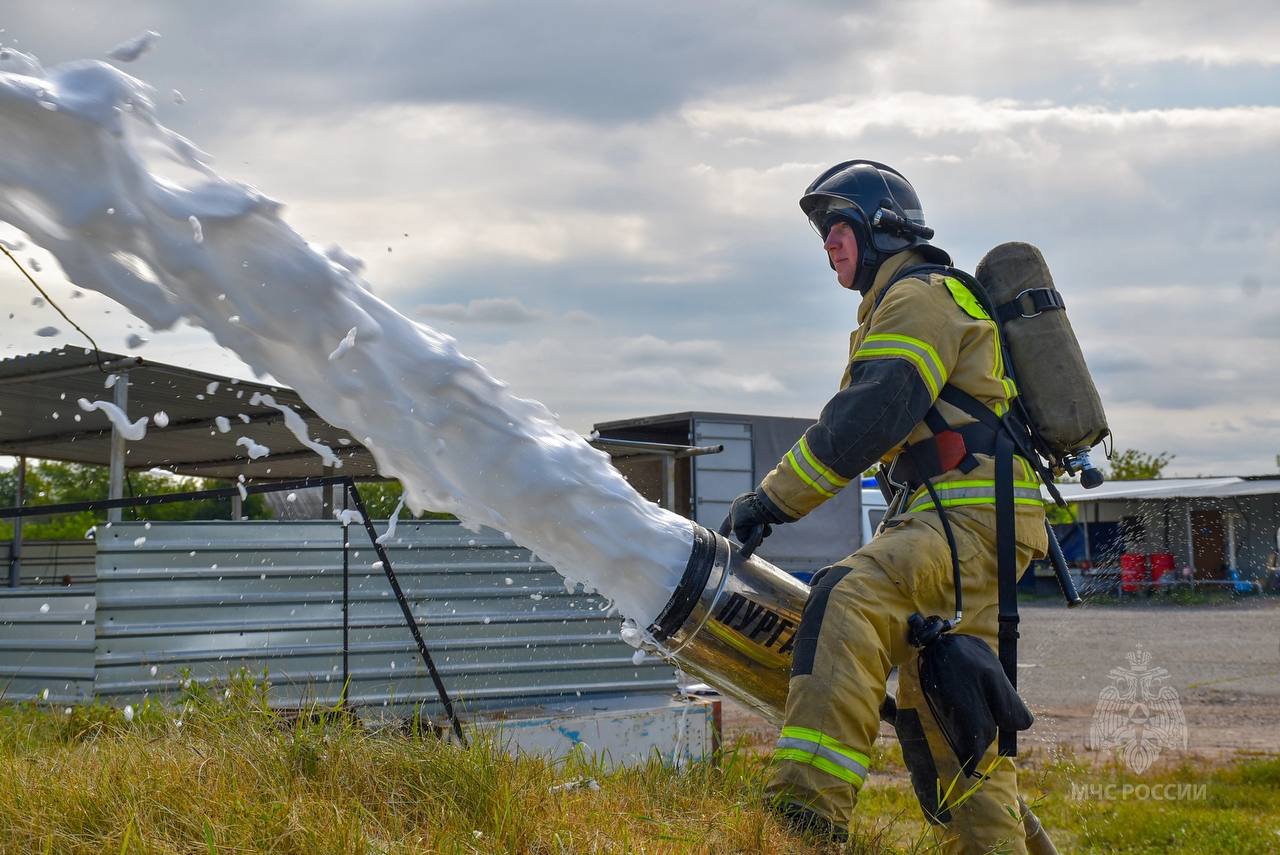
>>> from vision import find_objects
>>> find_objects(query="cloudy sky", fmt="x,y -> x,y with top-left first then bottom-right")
2,0 -> 1278,476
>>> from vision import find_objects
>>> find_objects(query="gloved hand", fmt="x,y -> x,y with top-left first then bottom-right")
718,491 -> 783,558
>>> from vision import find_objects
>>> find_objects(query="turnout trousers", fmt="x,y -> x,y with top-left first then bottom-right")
765,503 -> 1046,854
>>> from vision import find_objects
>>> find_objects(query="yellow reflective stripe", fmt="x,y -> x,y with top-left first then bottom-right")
783,436 -> 849,500
864,333 -> 945,377
911,486 -> 1039,514
779,726 -> 871,766
785,449 -> 836,498
905,479 -> 1044,513
775,726 -> 871,787
909,496 -> 1046,513
918,479 -> 1041,491
773,748 -> 865,786
798,436 -> 849,487
988,300 -> 1008,412
854,332 -> 947,399
854,347 -> 939,398
944,277 -> 990,320
991,325 -> 1017,413
943,276 -> 1017,413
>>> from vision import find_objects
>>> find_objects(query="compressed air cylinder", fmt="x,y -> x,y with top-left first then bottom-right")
975,242 -> 1109,460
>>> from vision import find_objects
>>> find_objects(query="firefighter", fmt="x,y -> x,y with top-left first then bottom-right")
722,161 -> 1048,853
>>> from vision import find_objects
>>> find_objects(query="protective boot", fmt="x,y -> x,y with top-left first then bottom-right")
771,799 -> 849,844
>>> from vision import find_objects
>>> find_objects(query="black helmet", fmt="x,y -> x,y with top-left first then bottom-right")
800,160 -> 946,292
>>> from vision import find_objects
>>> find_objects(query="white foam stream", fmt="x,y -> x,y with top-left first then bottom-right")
106,31 -> 161,64
235,436 -> 270,459
376,496 -> 407,545
0,51 -> 693,625
77,397 -> 148,440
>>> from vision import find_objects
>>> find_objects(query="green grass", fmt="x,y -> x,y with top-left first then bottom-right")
1021,751 -> 1280,853
1,678 -> 1277,853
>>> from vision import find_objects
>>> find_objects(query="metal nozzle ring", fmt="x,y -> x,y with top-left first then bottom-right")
648,523 -> 716,642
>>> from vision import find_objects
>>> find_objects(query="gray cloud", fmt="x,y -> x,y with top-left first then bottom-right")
2,1 -> 1279,475
416,297 -> 547,324
4,1 -> 861,123
615,335 -> 723,365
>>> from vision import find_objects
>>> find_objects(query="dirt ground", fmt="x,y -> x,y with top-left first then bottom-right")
722,599 -> 1280,757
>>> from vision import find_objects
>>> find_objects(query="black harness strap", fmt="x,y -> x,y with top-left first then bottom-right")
938,385 -> 1000,431
996,288 -> 1065,323
921,474 -> 964,623
994,428 -> 1020,757
936,385 -> 1022,756
893,420 -> 996,484
884,265 -> 1031,759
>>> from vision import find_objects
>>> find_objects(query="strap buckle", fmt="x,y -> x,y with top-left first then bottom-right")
1010,287 -> 1066,319
1014,288 -> 1044,318
885,455 -> 909,494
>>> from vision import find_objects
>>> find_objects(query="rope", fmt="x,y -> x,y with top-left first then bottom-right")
1,243 -> 108,372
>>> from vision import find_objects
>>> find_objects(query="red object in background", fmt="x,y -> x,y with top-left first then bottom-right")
1149,552 -> 1175,585
1120,553 -> 1147,593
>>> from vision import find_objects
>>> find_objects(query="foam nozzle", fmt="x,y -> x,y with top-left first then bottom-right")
646,522 -> 811,722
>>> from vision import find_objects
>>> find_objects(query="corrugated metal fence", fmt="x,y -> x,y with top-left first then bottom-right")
0,584 -> 95,704
4,540 -> 97,586
3,520 -> 676,717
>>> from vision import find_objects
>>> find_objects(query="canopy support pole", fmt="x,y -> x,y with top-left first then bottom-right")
107,372 -> 128,524
7,456 -> 24,587
1226,511 -> 1237,574
1184,501 -> 1196,582
321,466 -> 335,519
661,455 -> 676,512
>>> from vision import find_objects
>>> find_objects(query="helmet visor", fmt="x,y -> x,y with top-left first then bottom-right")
802,193 -> 867,238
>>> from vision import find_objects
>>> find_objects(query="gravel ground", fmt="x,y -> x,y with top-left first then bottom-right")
722,599 -> 1280,757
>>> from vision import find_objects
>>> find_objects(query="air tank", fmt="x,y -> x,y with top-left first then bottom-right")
975,242 -> 1109,485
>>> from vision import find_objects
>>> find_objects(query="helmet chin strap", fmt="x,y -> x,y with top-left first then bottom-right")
853,243 -> 881,294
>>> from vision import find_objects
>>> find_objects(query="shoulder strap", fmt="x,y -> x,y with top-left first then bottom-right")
994,427 -> 1020,758
877,263 -> 952,313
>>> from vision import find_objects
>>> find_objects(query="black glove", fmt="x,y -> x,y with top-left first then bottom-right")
718,491 -> 784,558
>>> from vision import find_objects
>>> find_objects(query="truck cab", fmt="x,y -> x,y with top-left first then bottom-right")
860,477 -> 889,546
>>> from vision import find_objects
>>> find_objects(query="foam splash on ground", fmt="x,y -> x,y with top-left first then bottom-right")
0,50 -> 692,624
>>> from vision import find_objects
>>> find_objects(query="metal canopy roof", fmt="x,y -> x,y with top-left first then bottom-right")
0,346 -> 376,480
0,347 -> 718,483
1049,476 -> 1280,503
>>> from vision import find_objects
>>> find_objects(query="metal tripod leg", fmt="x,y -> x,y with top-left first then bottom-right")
343,480 -> 467,744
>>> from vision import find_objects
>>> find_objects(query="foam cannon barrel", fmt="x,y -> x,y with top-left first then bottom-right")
641,523 -> 807,722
